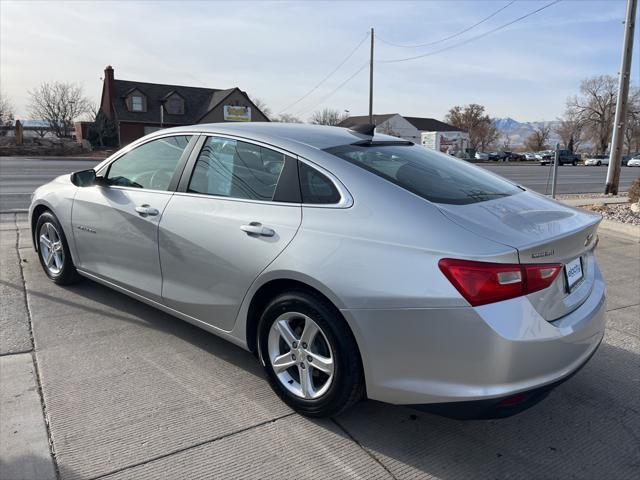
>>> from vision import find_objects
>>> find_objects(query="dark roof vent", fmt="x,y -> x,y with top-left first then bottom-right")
349,123 -> 375,136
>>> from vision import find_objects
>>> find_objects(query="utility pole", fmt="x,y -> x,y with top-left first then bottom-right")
369,27 -> 374,124
605,0 -> 637,195
551,142 -> 560,198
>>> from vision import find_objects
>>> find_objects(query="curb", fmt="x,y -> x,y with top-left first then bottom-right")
599,219 -> 640,240
558,198 -> 629,207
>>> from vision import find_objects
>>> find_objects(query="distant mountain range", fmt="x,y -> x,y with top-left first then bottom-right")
493,117 -> 562,148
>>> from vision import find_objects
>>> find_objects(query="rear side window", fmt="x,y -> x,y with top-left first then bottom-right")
299,162 -> 341,204
188,137 -> 284,201
325,143 -> 520,205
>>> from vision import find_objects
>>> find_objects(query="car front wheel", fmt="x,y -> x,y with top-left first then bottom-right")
257,290 -> 364,417
35,211 -> 80,285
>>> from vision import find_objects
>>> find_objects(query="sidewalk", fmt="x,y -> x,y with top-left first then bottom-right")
0,213 -> 56,480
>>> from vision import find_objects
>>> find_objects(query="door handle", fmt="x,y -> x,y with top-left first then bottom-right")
135,205 -> 159,217
241,222 -> 275,237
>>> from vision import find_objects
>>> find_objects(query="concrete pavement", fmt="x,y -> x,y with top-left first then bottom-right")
1,212 -> 639,479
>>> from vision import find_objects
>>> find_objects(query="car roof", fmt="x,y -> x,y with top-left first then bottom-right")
152,122 -> 401,151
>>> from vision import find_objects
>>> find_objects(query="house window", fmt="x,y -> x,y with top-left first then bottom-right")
166,97 -> 184,115
131,95 -> 144,112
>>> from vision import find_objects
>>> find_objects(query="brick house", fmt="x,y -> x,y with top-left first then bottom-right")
99,65 -> 270,146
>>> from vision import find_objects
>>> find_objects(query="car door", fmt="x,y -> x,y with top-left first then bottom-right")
72,134 -> 196,300
158,135 -> 302,331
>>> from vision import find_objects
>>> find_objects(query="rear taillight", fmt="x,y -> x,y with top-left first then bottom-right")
438,259 -> 562,306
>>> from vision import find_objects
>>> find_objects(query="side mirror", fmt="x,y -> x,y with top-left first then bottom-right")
71,169 -> 98,187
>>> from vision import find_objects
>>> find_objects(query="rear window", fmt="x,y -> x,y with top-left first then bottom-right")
325,143 -> 521,205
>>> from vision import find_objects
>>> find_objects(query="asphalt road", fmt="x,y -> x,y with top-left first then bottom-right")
481,163 -> 639,195
1,156 -> 639,212
0,157 -> 100,211
1,213 -> 639,479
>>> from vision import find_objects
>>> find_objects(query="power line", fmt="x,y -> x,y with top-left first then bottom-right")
378,0 -> 562,64
377,0 -> 516,49
293,62 -> 369,118
278,32 -> 370,114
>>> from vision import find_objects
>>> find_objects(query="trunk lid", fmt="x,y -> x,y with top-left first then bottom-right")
435,190 -> 601,321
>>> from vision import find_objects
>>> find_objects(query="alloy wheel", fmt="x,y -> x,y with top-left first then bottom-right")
267,312 -> 334,400
39,222 -> 64,275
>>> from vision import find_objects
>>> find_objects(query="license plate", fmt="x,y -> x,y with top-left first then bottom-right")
565,257 -> 583,291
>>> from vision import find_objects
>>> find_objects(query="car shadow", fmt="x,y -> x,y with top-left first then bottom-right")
9,271 -> 640,480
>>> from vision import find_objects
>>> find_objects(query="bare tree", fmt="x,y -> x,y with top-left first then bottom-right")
84,103 -> 100,122
249,96 -> 272,119
32,122 -> 50,138
0,92 -> 15,136
445,104 -> 499,151
566,75 -> 618,154
309,108 -> 346,126
624,88 -> 640,154
273,113 -> 303,123
501,134 -> 511,150
28,82 -> 91,138
555,109 -> 584,152
524,125 -> 551,151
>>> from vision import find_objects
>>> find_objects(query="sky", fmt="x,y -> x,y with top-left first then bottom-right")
1,0 -> 638,122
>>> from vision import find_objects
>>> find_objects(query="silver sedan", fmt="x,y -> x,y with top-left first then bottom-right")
29,123 -> 606,418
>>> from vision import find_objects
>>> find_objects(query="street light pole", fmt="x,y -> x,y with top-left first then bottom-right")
605,0 -> 637,195
368,27 -> 374,124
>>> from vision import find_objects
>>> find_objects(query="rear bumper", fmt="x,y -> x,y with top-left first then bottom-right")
341,263 -> 606,407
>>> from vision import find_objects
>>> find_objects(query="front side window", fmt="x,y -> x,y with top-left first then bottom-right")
188,137 -> 285,201
325,143 -> 520,205
131,95 -> 144,112
106,135 -> 191,191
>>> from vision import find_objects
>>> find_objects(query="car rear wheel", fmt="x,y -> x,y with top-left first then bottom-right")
35,211 -> 80,285
257,290 -> 364,417
597,161 -> 602,166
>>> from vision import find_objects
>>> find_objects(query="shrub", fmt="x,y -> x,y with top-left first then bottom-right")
629,177 -> 640,204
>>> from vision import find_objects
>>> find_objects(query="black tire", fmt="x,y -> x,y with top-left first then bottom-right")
257,290 -> 364,417
597,161 -> 602,166
572,160 -> 577,166
35,211 -> 80,285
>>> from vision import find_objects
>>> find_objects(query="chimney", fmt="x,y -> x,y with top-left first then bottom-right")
103,65 -> 115,119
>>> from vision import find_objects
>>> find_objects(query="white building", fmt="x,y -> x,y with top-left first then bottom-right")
339,113 -> 469,157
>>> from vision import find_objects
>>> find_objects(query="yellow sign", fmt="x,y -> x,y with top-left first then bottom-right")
224,105 -> 251,122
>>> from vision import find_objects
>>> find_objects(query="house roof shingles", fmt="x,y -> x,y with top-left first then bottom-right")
403,116 -> 463,132
112,79 -> 236,124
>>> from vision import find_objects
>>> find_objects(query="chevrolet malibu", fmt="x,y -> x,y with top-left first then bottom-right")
29,123 -> 606,418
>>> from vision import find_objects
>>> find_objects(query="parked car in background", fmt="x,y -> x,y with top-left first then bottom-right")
536,150 -> 555,165
489,151 -> 509,161
584,154 -> 609,166
558,150 -> 580,166
475,151 -> 489,161
28,122 -> 606,419
503,151 -> 525,161
524,152 -> 537,161
627,156 -> 640,167
538,150 -> 580,166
